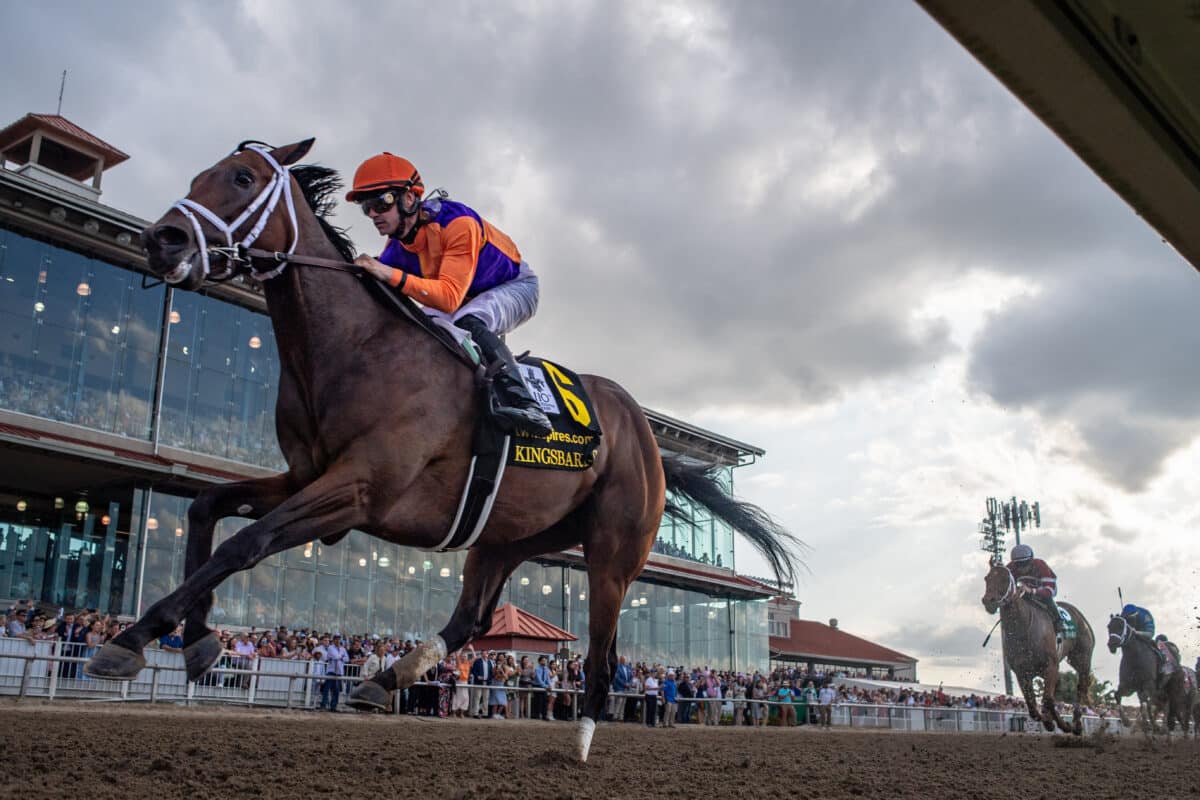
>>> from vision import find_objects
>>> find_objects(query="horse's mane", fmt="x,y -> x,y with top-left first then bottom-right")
291,165 -> 356,263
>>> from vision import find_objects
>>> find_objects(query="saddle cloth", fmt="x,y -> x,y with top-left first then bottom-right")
1050,605 -> 1078,652
366,283 -> 601,550
508,356 -> 602,471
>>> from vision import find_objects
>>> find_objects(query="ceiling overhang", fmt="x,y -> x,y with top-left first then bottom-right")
916,0 -> 1200,272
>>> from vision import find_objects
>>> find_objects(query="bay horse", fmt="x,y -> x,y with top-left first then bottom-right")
83,139 -> 800,761
1107,615 -> 1192,737
981,561 -> 1094,734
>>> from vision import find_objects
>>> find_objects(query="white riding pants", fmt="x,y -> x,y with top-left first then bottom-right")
424,261 -> 540,336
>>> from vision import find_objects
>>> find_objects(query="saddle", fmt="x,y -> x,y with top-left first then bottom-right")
366,279 -> 602,551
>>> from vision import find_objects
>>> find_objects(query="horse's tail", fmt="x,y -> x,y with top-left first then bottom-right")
660,455 -> 803,589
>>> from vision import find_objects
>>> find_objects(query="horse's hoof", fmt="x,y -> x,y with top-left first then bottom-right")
346,681 -> 390,711
1042,718 -> 1055,732
84,641 -> 146,681
183,631 -> 223,682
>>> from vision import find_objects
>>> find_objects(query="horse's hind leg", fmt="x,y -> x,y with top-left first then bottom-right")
575,488 -> 661,761
348,541 -> 537,711
179,473 -> 298,680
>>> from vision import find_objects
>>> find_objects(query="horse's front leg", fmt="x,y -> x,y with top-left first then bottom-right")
1113,685 -> 1133,728
1041,663 -> 1071,733
86,468 -> 370,680
1137,690 -> 1156,735
1071,666 -> 1090,736
1018,674 -> 1041,726
179,472 -> 299,681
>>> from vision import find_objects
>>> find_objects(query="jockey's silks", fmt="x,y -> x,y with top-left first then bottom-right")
1005,557 -> 1058,598
378,199 -> 522,313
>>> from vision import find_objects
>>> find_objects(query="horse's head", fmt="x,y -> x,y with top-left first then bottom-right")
142,138 -> 315,290
1106,613 -> 1129,654
981,562 -> 1014,614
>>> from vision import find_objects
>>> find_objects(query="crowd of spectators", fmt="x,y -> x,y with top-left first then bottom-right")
2,602 -> 1123,722
650,538 -> 725,567
2,598 -> 128,679
0,373 -> 284,470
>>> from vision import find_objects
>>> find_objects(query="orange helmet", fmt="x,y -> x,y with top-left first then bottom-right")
345,153 -> 424,201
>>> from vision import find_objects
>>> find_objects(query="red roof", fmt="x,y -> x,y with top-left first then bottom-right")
483,604 -> 577,642
0,113 -> 129,170
770,619 -> 916,665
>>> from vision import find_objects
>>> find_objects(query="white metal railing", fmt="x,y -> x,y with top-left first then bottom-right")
0,639 -> 1122,735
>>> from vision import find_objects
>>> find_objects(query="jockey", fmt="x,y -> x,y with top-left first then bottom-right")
1120,603 -> 1155,641
348,152 -> 552,437
1006,544 -> 1065,633
1120,603 -> 1164,664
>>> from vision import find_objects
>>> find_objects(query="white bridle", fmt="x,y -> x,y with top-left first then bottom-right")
1108,616 -> 1132,647
166,144 -> 299,284
989,567 -> 1018,608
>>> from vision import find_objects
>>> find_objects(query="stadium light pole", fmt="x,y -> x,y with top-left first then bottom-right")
979,496 -> 1041,697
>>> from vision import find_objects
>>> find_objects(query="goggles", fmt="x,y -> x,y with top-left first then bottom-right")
359,187 -> 418,217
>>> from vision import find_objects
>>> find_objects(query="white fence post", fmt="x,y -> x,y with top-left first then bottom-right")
248,656 -> 259,706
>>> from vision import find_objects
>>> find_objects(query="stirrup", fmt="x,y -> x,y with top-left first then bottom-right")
492,404 -> 552,437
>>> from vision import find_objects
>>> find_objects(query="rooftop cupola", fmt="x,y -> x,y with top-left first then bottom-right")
0,113 -> 129,201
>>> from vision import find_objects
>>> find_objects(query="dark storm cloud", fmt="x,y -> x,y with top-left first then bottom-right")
4,0 -> 1195,472
969,258 -> 1200,490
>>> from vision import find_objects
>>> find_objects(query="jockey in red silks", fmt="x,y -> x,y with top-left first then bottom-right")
1006,544 -> 1066,633
349,152 -> 552,437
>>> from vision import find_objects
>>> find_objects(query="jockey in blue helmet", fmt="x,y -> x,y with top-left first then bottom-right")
1121,603 -> 1170,666
1120,603 -> 1155,639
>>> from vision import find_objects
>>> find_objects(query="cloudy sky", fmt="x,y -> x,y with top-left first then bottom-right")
4,0 -> 1198,692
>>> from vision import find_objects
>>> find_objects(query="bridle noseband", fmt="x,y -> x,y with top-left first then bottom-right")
987,567 -> 1017,609
1108,616 -> 1132,648
168,143 -> 300,284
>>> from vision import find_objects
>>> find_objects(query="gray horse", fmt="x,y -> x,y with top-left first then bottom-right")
1107,614 -> 1191,736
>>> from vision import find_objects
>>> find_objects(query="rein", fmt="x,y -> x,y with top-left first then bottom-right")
211,245 -> 365,277
165,143 -> 475,370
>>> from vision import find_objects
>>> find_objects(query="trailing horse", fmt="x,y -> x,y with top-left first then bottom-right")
1107,615 -> 1193,737
83,139 -> 800,761
981,561 -> 1094,734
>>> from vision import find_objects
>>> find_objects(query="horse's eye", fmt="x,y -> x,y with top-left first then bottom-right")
235,171 -> 254,187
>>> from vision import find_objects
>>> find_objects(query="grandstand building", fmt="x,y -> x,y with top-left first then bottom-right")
768,597 -> 917,680
0,113 -> 776,672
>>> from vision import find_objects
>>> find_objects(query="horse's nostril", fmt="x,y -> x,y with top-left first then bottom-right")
152,224 -> 190,248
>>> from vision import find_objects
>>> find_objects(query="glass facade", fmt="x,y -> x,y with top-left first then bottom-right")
0,492 -> 136,615
159,291 -> 284,469
127,485 -> 768,672
0,223 -> 285,467
0,217 -> 770,673
0,225 -> 162,438
653,469 -> 735,569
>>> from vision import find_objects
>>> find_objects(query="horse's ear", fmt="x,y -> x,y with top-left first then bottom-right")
272,138 -> 316,166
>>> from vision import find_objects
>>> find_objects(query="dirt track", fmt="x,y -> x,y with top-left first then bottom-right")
0,702 -> 1196,799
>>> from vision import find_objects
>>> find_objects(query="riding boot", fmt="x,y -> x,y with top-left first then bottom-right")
1043,596 -> 1066,633
455,315 -> 553,437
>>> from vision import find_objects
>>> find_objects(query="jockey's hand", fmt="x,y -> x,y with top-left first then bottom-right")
354,253 -> 392,282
